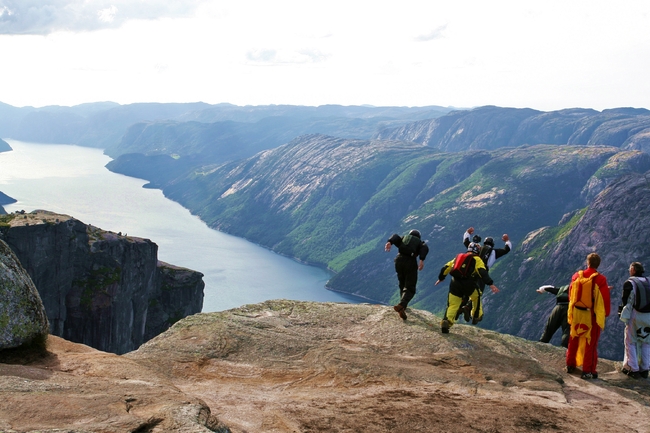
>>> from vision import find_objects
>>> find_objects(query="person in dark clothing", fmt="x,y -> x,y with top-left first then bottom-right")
435,242 -> 499,333
385,229 -> 429,321
537,284 -> 570,348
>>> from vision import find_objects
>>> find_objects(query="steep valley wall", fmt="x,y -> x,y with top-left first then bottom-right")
0,210 -> 204,354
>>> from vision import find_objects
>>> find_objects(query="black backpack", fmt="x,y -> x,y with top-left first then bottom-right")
478,245 -> 493,269
398,234 -> 421,257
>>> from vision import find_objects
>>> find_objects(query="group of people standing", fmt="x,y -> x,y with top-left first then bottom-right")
385,228 -> 650,380
537,254 -> 650,380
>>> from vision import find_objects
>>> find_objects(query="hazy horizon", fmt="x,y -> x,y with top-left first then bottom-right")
1,1 -> 649,112
1,99 -> 647,113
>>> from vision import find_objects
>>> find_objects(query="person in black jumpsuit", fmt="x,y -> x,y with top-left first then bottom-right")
537,284 -> 570,348
385,229 -> 429,320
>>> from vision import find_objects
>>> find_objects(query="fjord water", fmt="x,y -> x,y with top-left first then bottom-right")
0,140 -> 362,312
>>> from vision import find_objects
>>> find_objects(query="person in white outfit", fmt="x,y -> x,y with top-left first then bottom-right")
458,227 -> 512,323
619,261 -> 650,379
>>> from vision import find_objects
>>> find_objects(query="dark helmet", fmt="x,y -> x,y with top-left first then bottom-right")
472,234 -> 482,243
484,237 -> 494,247
409,229 -> 421,238
468,242 -> 481,255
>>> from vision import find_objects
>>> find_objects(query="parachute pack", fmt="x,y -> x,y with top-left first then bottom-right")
398,234 -> 421,257
630,276 -> 650,312
449,252 -> 475,279
556,284 -> 570,303
570,271 -> 599,310
478,245 -> 493,269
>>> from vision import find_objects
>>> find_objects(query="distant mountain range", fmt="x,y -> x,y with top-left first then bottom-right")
375,106 -> 650,152
2,101 -> 650,360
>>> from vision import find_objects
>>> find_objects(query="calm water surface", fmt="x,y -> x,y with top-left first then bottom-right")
0,139 -> 362,312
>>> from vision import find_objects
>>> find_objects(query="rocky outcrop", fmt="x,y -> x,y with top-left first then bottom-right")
4,300 -> 647,432
0,240 -> 49,349
145,261 -> 206,342
0,335 -> 230,432
0,300 -> 650,433
0,210 -> 204,354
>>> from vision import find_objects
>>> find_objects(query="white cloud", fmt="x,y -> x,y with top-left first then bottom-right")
97,5 -> 118,24
415,25 -> 447,42
0,0 -> 649,111
0,0 -> 205,35
246,48 -> 329,65
246,49 -> 278,64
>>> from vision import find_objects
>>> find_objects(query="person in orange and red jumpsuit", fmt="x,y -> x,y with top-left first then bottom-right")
566,253 -> 612,380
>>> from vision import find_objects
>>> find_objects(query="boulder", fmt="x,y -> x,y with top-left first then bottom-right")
0,239 -> 49,349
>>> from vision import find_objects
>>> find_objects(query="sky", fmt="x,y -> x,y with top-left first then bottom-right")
0,0 -> 649,112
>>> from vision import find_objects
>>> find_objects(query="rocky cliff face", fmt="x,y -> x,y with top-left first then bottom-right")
0,210 -> 204,354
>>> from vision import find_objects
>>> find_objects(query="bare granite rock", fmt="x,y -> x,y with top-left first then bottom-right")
0,336 -> 229,432
2,300 -> 650,432
129,300 -> 650,433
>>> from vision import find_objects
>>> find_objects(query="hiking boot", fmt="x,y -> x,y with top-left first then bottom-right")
471,316 -> 482,325
566,366 -> 576,374
621,367 -> 631,376
581,372 -> 593,380
592,372 -> 598,379
462,304 -> 472,322
630,371 -> 642,379
641,370 -> 649,379
441,319 -> 450,334
393,305 -> 407,320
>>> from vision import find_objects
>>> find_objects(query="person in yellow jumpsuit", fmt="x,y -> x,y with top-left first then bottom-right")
434,242 -> 499,334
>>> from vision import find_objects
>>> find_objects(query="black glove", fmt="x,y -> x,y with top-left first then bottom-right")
618,305 -> 624,317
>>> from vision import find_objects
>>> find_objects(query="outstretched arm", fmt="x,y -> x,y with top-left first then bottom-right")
385,233 -> 401,252
463,227 -> 473,248
494,234 -> 512,259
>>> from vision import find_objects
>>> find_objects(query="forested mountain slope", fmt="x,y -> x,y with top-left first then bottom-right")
161,133 -> 650,360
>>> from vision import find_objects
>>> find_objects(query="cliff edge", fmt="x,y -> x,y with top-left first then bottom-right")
0,210 -> 205,354
2,300 -> 650,432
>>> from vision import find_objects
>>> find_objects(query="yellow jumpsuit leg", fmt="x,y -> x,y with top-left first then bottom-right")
444,292 -> 465,327
469,289 -> 482,322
